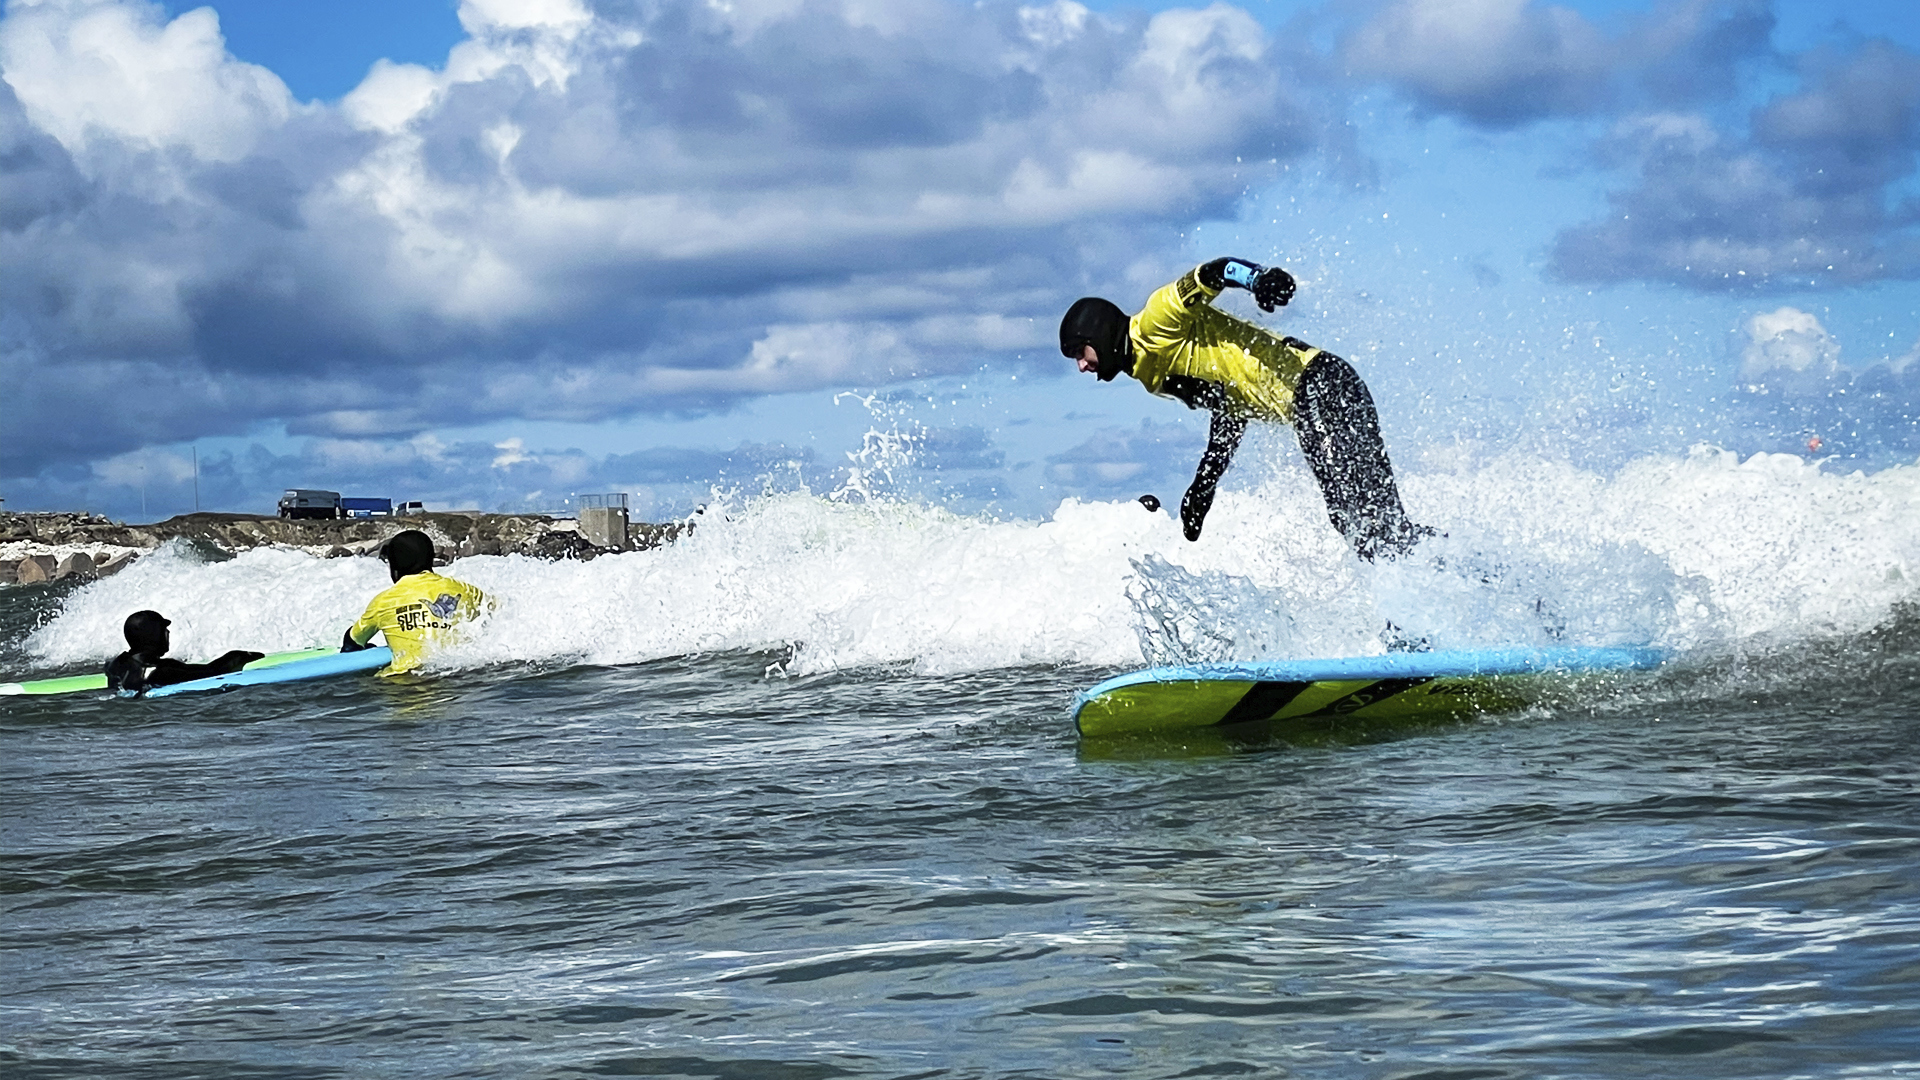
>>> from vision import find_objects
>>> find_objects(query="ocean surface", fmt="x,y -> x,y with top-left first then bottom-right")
5,450 -> 1919,1079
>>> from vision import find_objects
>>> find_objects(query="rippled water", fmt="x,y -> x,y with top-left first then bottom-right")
7,462 -> 1920,1077
6,589 -> 1918,1077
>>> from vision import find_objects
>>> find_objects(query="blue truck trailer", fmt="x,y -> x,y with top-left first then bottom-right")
277,491 -> 393,518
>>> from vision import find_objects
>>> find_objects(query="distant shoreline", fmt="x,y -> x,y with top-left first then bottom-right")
0,510 -> 683,585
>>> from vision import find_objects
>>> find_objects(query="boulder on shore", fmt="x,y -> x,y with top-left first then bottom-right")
15,554 -> 56,583
55,552 -> 96,580
95,551 -> 138,577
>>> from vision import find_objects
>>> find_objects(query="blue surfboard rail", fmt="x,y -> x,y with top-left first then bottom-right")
1074,645 -> 1669,737
144,647 -> 394,698
1080,645 -> 1668,703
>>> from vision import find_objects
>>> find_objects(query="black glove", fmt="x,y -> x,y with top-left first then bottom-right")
340,628 -> 368,652
1249,267 -> 1295,311
212,649 -> 265,674
1201,257 -> 1295,312
1179,486 -> 1214,542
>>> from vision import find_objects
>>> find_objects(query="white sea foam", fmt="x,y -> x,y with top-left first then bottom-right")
24,447 -> 1920,677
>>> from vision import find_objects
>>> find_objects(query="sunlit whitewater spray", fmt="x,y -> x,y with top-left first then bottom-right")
21,446 -> 1920,678
1148,444 -> 1918,665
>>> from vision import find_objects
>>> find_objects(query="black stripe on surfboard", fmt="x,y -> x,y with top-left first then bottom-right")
1214,676 -> 1437,727
1214,681 -> 1313,726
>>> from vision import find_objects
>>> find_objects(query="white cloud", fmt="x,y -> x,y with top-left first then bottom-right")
1741,306 -> 1840,379
2,0 -> 1331,485
1892,337 -> 1920,375
1553,41 -> 1920,289
1344,0 -> 1612,118
459,0 -> 593,34
0,0 -> 293,163
411,433 -> 451,463
1018,1 -> 1088,50
92,447 -> 195,486
341,58 -> 442,133
492,437 -> 531,468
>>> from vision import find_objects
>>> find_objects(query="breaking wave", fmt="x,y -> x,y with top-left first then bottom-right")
21,447 -> 1920,680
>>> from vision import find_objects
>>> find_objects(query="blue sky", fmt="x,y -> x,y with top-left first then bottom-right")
3,0 -> 1918,522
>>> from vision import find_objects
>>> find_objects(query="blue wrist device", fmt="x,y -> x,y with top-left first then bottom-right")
1221,261 -> 1262,288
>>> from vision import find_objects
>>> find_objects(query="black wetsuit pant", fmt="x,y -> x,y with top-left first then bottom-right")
1294,354 -> 1427,561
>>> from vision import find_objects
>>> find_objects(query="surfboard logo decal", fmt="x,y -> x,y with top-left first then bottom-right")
1304,677 -> 1436,716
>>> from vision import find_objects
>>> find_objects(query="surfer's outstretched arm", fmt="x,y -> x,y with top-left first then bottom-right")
1180,411 -> 1246,541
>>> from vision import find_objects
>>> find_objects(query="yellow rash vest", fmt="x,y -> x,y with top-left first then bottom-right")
1128,264 -> 1322,423
347,571 -> 494,675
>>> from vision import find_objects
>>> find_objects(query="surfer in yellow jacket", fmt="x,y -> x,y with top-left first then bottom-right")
341,530 -> 493,674
1060,257 -> 1429,561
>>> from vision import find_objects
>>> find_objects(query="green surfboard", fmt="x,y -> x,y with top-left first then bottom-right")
1,649 -> 337,697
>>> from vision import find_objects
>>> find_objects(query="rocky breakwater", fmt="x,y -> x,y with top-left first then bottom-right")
0,511 -> 685,586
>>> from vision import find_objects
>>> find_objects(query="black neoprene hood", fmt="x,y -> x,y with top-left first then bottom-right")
1059,297 -> 1131,382
123,610 -> 170,653
382,530 -> 436,577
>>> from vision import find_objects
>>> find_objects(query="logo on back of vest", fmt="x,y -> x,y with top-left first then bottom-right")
430,594 -> 460,620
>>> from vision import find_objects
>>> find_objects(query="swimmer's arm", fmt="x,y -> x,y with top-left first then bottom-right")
341,605 -> 383,651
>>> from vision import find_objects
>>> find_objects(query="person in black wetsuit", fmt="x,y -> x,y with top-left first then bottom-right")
105,610 -> 263,696
1061,256 -> 1430,561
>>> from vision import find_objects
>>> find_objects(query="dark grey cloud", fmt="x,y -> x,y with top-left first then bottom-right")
1550,40 -> 1920,289
907,426 -> 1007,473
602,442 -> 818,487
1045,418 -> 1206,503
1,419 -> 1033,523
1340,0 -> 1773,128
602,0 -> 1044,152
0,0 -> 1331,487
2,431 -> 832,523
1753,41 -> 1920,195
1337,0 -> 1920,292
0,79 -> 84,229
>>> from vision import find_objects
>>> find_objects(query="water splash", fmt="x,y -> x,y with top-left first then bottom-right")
1128,554 -> 1308,665
829,391 -> 923,505
18,448 -> 1920,680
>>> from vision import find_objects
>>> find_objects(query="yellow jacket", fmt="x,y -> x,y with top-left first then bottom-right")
1129,264 -> 1320,423
348,570 -> 493,674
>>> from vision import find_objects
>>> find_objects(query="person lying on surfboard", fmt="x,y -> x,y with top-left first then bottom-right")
105,610 -> 264,696
1060,257 -> 1430,561
340,530 -> 494,675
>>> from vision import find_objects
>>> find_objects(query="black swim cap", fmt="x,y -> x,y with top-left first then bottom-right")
1059,297 -> 1131,382
381,530 -> 436,577
124,609 -> 170,652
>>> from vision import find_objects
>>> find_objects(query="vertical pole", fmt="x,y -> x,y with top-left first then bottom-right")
193,447 -> 200,513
